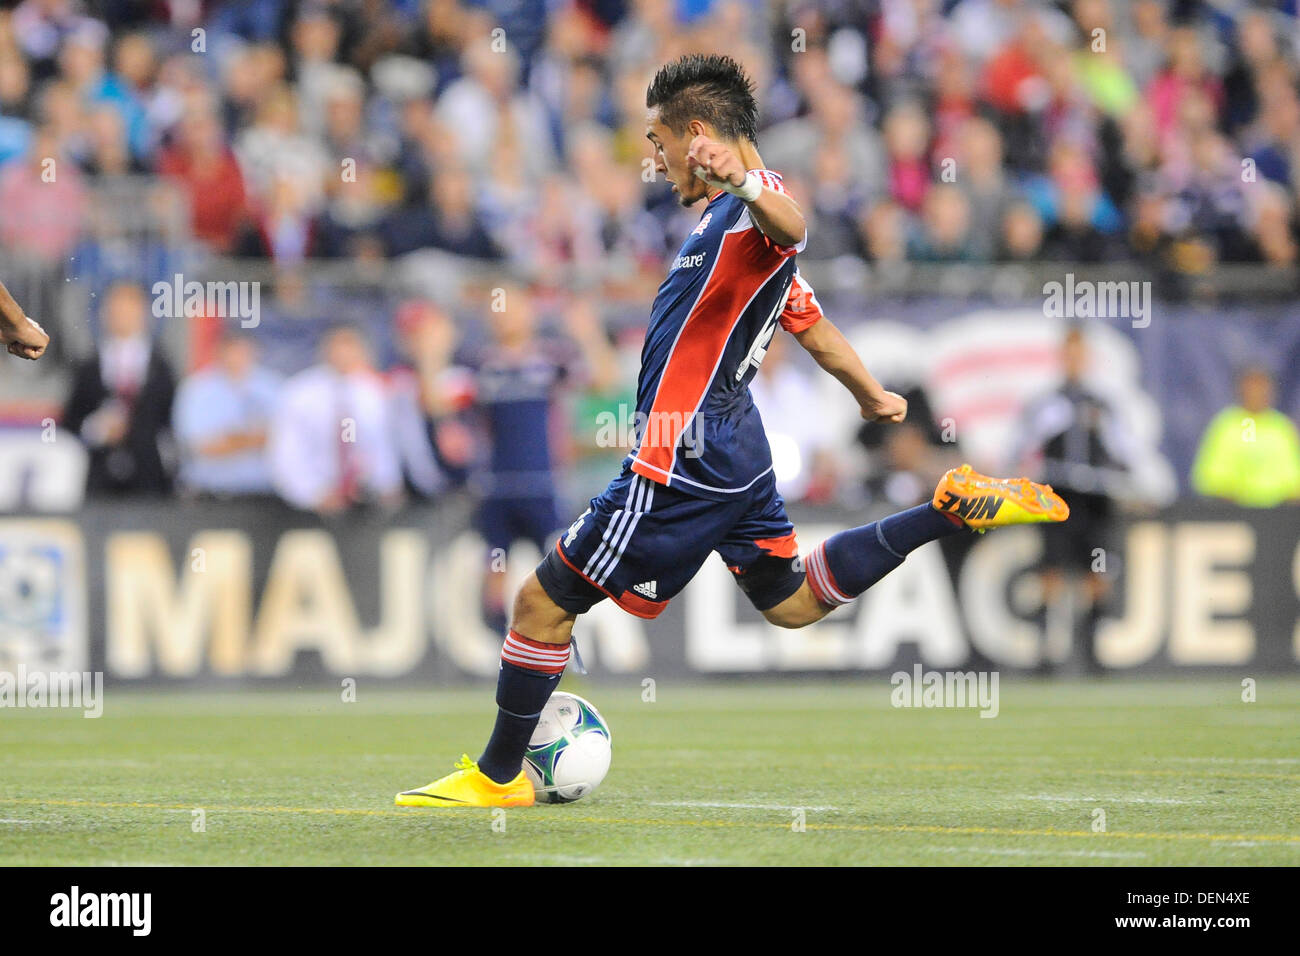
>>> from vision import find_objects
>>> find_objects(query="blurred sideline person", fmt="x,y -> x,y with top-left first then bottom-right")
858,384 -> 962,509
1191,366 -> 1300,507
0,279 -> 49,359
1014,325 -> 1136,673
63,280 -> 176,496
268,324 -> 403,514
414,283 -> 618,634
748,328 -> 839,503
173,328 -> 281,497
387,299 -> 467,499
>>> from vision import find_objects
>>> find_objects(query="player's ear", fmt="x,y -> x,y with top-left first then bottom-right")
687,119 -> 708,140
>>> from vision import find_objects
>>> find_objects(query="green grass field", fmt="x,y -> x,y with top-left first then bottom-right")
1,678 -> 1296,866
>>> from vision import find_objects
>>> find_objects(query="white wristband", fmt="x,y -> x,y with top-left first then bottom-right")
723,170 -> 763,202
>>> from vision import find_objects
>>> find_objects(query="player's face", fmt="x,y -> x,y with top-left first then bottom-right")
646,110 -> 707,206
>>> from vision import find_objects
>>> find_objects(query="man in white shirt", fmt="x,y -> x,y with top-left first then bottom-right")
268,324 -> 403,514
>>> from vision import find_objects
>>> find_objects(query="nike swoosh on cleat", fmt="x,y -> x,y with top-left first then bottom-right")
400,791 -> 466,803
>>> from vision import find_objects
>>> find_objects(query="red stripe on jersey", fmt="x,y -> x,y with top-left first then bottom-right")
632,225 -> 788,482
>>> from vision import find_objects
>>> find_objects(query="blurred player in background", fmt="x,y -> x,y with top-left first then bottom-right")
0,279 -> 49,360
1016,325 -> 1136,673
410,283 -> 619,634
397,55 -> 1070,809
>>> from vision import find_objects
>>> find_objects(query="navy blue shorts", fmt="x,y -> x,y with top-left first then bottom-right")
475,495 -> 561,555
537,467 -> 804,619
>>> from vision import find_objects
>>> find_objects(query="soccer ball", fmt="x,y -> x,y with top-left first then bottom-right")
522,692 -> 612,803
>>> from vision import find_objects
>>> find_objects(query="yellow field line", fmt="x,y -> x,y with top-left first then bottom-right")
1,797 -> 1296,844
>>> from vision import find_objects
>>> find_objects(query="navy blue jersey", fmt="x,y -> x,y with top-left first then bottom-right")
462,341 -> 571,498
628,170 -> 806,501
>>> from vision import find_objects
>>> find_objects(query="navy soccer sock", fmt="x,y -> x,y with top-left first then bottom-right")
804,504 -> 963,607
477,630 -> 570,784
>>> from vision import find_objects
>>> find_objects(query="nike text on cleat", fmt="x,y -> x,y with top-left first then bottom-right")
395,754 -> 535,808
931,464 -> 1070,531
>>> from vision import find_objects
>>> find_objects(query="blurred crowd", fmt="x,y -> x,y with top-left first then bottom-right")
1,0 -> 1300,289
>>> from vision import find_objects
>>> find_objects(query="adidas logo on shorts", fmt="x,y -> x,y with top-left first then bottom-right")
632,580 -> 658,599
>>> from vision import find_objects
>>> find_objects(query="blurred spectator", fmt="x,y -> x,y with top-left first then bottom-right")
1014,326 -> 1137,673
268,324 -> 403,514
233,84 -> 328,211
1148,26 -> 1223,151
857,384 -> 958,509
173,329 -> 281,497
954,116 -> 1011,259
760,77 -> 884,186
750,331 -> 839,504
0,47 -> 34,163
882,101 -> 930,214
58,19 -> 147,161
63,280 -> 176,496
80,102 -> 145,177
998,200 -> 1046,261
856,198 -> 909,264
910,184 -> 974,261
156,106 -> 248,252
435,41 -> 555,185
0,125 -> 87,262
383,164 -> 502,259
1191,366 -> 1300,507
387,299 -> 464,499
234,171 -> 323,262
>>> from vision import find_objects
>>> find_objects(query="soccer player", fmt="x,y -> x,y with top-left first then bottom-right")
411,284 -> 620,634
397,55 -> 1068,807
0,280 -> 50,360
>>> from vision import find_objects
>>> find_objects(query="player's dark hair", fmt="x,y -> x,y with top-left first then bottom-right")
645,54 -> 759,144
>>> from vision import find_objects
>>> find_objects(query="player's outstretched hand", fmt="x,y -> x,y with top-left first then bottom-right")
861,391 -> 907,424
686,135 -> 745,189
1,314 -> 50,360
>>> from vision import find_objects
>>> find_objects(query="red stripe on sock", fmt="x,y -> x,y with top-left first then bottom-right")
501,630 -> 570,674
805,544 -> 852,607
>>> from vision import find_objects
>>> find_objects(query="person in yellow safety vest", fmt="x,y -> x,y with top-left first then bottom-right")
1191,366 -> 1300,508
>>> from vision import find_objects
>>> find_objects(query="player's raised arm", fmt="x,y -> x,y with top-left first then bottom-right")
686,135 -> 806,249
0,280 -> 50,360
793,316 -> 907,424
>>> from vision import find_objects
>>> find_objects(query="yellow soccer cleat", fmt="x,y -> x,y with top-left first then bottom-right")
395,754 -> 535,808
932,464 -> 1069,531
